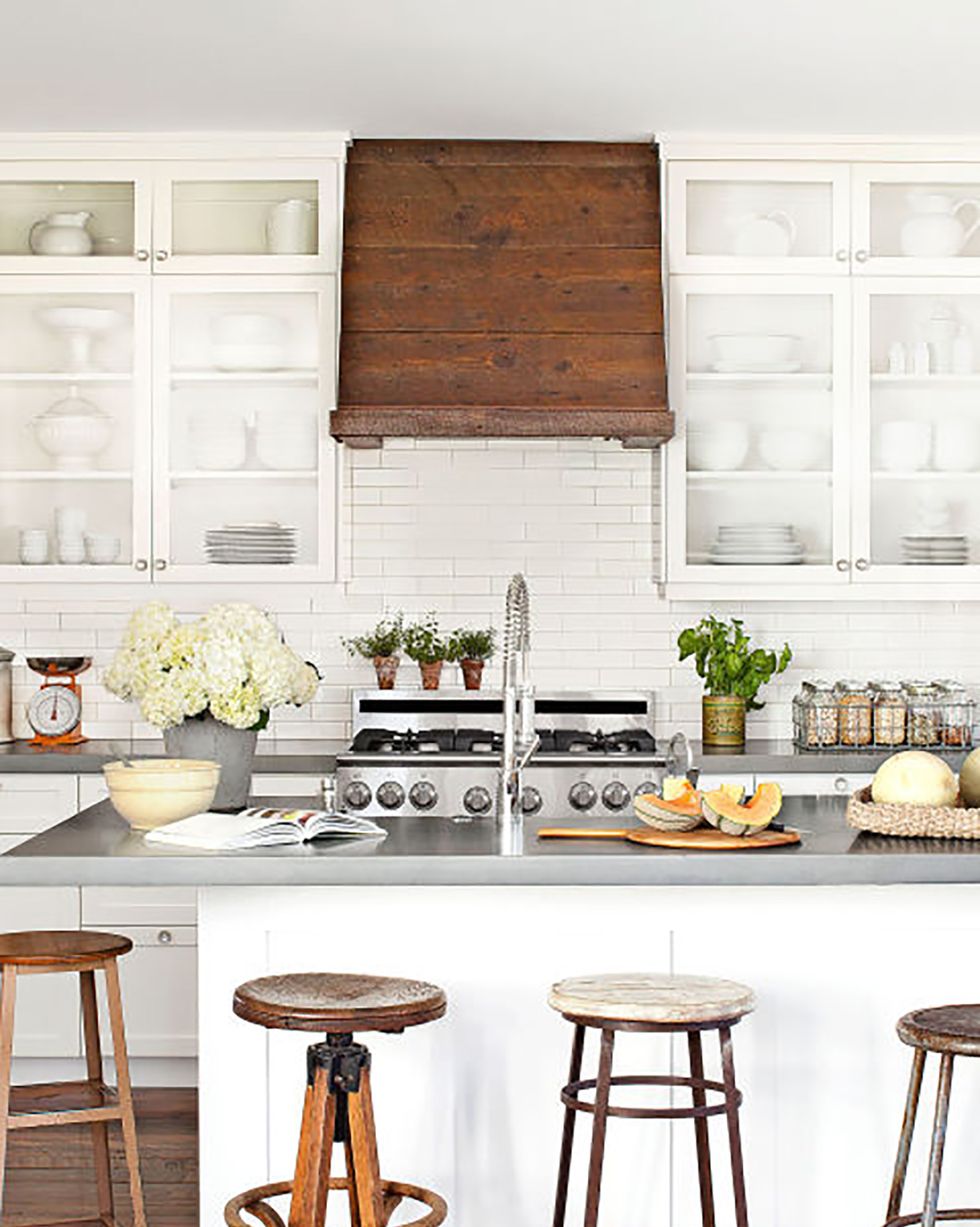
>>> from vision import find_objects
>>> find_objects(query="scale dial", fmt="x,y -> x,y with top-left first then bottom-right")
27,685 -> 82,737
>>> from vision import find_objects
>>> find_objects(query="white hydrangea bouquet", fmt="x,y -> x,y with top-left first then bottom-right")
106,601 -> 319,731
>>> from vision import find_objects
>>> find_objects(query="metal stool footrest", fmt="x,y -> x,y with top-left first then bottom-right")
885,1212 -> 980,1227
225,1176 -> 449,1227
562,1072 -> 742,1120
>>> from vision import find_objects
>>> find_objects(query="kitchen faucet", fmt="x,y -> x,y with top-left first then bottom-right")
496,573 -> 538,855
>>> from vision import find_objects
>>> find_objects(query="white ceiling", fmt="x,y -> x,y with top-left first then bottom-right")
5,0 -> 980,139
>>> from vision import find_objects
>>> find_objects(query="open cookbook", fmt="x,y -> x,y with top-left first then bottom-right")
144,806 -> 386,851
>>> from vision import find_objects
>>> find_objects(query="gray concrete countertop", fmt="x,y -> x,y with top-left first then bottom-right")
692,739 -> 969,774
6,795 -> 980,888
0,740 -> 342,775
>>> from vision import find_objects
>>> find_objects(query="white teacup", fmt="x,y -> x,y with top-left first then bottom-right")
19,528 -> 48,565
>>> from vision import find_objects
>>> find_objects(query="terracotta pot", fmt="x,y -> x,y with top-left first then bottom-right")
373,655 -> 400,690
460,658 -> 485,690
419,660 -> 444,691
702,695 -> 746,748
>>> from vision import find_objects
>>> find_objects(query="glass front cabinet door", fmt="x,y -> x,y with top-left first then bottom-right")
0,275 -> 151,579
151,276 -> 338,581
665,276 -> 852,585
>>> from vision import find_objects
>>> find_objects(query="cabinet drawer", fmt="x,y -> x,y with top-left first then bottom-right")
82,886 -> 197,927
769,772 -> 867,797
95,924 -> 197,1059
0,775 -> 77,834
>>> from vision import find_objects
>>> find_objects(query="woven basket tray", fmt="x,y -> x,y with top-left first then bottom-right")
847,785 -> 980,839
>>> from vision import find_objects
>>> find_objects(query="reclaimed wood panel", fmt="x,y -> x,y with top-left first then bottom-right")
340,333 -> 664,407
348,141 -> 657,167
331,406 -> 672,440
342,247 -> 662,334
344,164 -> 659,249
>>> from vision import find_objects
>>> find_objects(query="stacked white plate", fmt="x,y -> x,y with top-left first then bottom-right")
707,523 -> 806,566
205,522 -> 297,565
901,534 -> 969,565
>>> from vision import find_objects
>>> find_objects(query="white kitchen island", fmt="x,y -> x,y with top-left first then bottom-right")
9,797 -> 980,1227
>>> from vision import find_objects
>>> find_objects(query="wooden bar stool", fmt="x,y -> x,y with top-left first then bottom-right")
0,929 -> 146,1227
885,1004 -> 980,1227
225,971 -> 448,1227
548,971 -> 756,1227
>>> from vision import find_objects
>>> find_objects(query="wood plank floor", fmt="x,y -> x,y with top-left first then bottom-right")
3,1088 -> 197,1227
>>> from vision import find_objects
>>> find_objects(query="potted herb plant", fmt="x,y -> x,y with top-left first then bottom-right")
403,614 -> 452,691
452,626 -> 496,690
342,614 -> 404,689
677,616 -> 792,748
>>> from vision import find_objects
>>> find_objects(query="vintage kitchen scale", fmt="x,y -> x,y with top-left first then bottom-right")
26,656 -> 91,749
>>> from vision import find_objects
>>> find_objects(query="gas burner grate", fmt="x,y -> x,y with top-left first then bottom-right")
555,728 -> 658,755
349,727 -> 456,754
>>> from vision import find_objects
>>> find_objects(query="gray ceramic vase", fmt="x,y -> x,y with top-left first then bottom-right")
163,712 -> 259,812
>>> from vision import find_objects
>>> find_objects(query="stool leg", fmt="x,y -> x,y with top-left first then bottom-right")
553,1023 -> 585,1227
80,969 -> 115,1225
290,1061 -> 337,1227
104,957 -> 148,1227
689,1030 -> 716,1227
887,1047 -> 926,1221
922,1053 -> 955,1227
0,966 -> 16,1218
719,1025 -> 748,1227
347,1065 -> 385,1227
583,1028 -> 615,1227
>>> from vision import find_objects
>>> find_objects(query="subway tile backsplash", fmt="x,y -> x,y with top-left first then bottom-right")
1,439 -> 973,744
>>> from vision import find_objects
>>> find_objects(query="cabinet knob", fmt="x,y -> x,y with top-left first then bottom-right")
834,777 -> 849,793
835,249 -> 849,263
157,930 -> 173,945
855,557 -> 870,572
835,558 -> 851,572
154,250 -> 170,262
153,558 -> 168,572
135,248 -> 150,262
854,249 -> 870,263
134,559 -> 148,572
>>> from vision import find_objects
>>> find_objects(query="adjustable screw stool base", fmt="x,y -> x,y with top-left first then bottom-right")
224,972 -> 448,1227
548,972 -> 756,1227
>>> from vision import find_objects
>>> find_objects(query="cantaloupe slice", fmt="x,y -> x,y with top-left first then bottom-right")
702,781 -> 782,837
635,777 -> 702,831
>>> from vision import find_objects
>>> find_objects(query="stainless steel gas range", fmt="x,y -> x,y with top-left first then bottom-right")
335,690 -> 692,820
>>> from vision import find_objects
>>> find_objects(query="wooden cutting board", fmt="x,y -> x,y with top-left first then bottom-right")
538,826 -> 801,850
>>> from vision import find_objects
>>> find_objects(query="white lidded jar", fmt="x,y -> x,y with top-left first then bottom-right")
31,385 -> 112,471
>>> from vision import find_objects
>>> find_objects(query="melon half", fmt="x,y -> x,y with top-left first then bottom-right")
871,751 -> 958,807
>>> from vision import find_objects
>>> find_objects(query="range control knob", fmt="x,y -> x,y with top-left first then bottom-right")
343,781 -> 372,811
634,781 -> 660,799
409,781 -> 438,811
521,786 -> 543,816
602,781 -> 632,811
463,786 -> 493,816
376,781 -> 406,810
569,781 -> 597,812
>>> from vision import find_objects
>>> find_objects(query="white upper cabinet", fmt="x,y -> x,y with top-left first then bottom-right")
0,134 -> 347,584
667,161 -> 852,275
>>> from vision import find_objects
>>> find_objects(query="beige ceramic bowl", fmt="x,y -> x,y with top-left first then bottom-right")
103,759 -> 221,831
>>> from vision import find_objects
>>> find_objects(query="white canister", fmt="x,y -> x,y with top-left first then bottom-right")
0,648 -> 12,743
266,199 -> 317,255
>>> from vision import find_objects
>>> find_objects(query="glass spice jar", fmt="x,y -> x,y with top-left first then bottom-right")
872,681 -> 907,746
936,680 -> 974,748
904,681 -> 942,746
800,680 -> 840,747
836,679 -> 873,747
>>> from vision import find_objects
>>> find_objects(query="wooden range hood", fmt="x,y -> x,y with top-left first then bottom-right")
333,140 -> 671,447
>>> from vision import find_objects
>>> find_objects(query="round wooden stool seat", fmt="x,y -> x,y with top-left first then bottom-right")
897,1004 -> 980,1056
233,971 -> 447,1033
548,972 -> 755,1026
0,929 -> 133,968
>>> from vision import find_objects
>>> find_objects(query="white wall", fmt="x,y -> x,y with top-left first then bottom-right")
1,437 -> 975,745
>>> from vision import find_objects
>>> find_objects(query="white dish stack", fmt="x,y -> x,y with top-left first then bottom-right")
901,534 -> 969,565
205,522 -> 297,565
706,523 -> 806,565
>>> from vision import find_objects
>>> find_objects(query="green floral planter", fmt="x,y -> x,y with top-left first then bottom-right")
702,695 -> 746,748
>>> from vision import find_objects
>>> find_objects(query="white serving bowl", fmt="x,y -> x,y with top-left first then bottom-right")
103,758 -> 220,831
687,422 -> 750,471
758,429 -> 823,471
210,313 -> 288,371
709,333 -> 802,370
84,533 -> 121,564
33,412 -> 112,470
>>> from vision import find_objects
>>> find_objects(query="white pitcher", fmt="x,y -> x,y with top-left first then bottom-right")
29,211 -> 94,256
266,199 -> 316,255
728,210 -> 796,257
900,193 -> 980,257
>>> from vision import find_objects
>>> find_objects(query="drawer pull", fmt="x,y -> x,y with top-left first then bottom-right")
834,777 -> 849,793
157,930 -> 173,945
